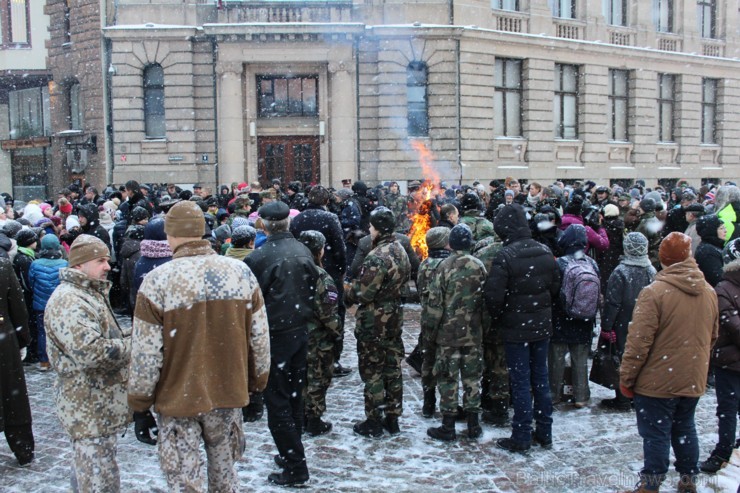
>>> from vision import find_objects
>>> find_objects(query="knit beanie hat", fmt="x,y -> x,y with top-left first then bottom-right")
131,206 -> 150,224
448,224 -> 474,251
66,215 -> 81,230
58,197 -> 73,215
298,230 -> 326,255
165,200 -> 205,237
564,194 -> 585,215
639,198 -> 656,213
426,227 -> 450,250
230,216 -> 250,231
369,207 -> 395,234
2,219 -> 22,238
460,193 -> 480,211
143,218 -> 167,241
68,234 -> 110,267
15,229 -> 38,248
603,204 -> 619,218
659,232 -> 692,267
696,214 -> 722,241
40,234 -> 60,251
623,232 -> 649,258
232,225 -> 257,248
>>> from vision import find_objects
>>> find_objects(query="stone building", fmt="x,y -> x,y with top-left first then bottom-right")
43,0 -> 740,193
0,0 -> 51,200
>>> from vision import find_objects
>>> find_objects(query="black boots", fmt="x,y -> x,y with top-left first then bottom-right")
422,389 -> 436,418
382,415 -> 401,435
405,345 -> 423,374
353,418 -> 383,438
133,411 -> 158,445
243,392 -> 264,422
467,413 -> 482,439
427,414 -> 456,441
268,469 -> 309,487
304,416 -> 332,437
700,449 -> 730,473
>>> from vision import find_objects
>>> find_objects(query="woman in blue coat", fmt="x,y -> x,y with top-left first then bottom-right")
28,234 -> 67,370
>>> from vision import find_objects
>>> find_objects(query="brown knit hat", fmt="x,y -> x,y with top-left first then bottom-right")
165,200 -> 205,237
68,234 -> 110,267
659,232 -> 692,267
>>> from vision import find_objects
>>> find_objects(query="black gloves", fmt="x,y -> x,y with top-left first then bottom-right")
133,410 -> 158,446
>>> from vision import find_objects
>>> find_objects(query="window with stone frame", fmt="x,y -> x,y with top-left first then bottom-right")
654,0 -> 673,32
494,58 -> 523,138
257,75 -> 318,118
68,82 -> 83,131
554,64 -> 579,139
8,86 -> 50,138
407,62 -> 429,137
609,69 -> 629,142
697,0 -> 716,38
144,64 -> 166,138
605,0 -> 627,26
552,0 -> 577,19
657,73 -> 676,142
0,0 -> 30,47
492,0 -> 519,11
701,78 -> 718,144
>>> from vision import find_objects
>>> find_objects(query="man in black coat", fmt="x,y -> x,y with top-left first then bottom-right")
78,203 -> 112,251
245,201 -> 319,487
0,257 -> 34,465
290,186 -> 351,376
484,204 -> 561,454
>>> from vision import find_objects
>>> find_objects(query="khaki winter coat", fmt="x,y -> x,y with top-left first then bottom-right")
46,268 -> 131,440
620,257 -> 718,398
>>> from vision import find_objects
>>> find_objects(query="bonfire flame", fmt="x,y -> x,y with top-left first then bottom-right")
408,141 -> 441,260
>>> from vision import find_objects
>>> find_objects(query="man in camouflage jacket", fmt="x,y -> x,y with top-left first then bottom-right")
45,234 -> 131,492
297,231 -> 342,437
423,224 -> 487,441
385,182 -> 411,233
472,235 -> 510,426
129,201 -> 271,491
414,227 -> 451,418
346,207 -> 410,438
459,193 -> 495,242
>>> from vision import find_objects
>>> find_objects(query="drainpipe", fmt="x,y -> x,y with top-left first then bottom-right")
354,34 -> 361,184
456,37 -> 462,186
211,37 -> 219,187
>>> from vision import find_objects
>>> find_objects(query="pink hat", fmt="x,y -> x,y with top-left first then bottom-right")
39,203 -> 51,213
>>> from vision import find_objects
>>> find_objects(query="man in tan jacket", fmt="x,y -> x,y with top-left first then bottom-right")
129,200 -> 271,491
619,232 -> 718,493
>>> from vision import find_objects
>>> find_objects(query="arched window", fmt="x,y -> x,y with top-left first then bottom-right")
407,62 -> 428,137
69,82 -> 83,130
144,64 -> 165,138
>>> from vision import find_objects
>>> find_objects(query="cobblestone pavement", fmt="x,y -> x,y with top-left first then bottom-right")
0,304 -> 725,492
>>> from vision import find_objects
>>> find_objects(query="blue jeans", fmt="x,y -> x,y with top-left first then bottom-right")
35,310 -> 49,363
504,339 -> 553,444
714,367 -> 740,457
634,394 -> 700,490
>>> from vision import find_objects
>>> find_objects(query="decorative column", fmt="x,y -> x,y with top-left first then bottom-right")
328,57 -> 357,187
216,61 -> 246,185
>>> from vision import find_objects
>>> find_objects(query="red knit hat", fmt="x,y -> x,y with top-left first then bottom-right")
58,198 -> 73,215
659,232 -> 692,267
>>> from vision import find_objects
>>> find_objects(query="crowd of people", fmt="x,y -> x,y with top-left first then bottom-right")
0,176 -> 738,492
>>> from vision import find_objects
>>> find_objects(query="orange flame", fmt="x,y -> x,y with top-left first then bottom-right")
408,141 -> 441,260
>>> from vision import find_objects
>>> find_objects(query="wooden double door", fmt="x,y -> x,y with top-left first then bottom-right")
257,136 -> 320,185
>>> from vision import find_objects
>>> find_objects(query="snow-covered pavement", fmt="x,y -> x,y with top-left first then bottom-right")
0,304 -> 732,492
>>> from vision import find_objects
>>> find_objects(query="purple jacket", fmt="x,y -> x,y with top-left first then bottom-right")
559,214 -> 609,253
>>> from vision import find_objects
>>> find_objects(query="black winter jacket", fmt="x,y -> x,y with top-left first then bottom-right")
78,204 -> 112,251
289,205 -> 347,283
594,216 -> 625,294
601,262 -> 656,352
695,241 -> 724,287
484,204 -> 561,343
712,261 -> 740,372
245,231 -> 320,335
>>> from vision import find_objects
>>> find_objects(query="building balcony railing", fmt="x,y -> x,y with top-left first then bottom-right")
607,26 -> 635,47
554,19 -> 585,40
492,10 -> 528,34
219,1 -> 353,23
656,33 -> 682,52
702,39 -> 724,57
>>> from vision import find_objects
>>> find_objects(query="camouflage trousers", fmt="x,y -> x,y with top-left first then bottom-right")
157,408 -> 245,493
355,304 -> 404,421
434,345 -> 482,414
419,323 -> 437,393
70,432 -> 121,493
481,336 -> 510,415
304,329 -> 336,417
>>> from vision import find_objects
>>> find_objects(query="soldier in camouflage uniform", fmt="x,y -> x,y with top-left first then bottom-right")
459,193 -> 495,242
346,207 -> 411,438
130,201 -> 271,490
472,235 -> 510,426
45,235 -> 131,492
423,224 -> 487,441
385,181 -> 411,233
414,227 -> 451,418
297,231 -> 342,436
